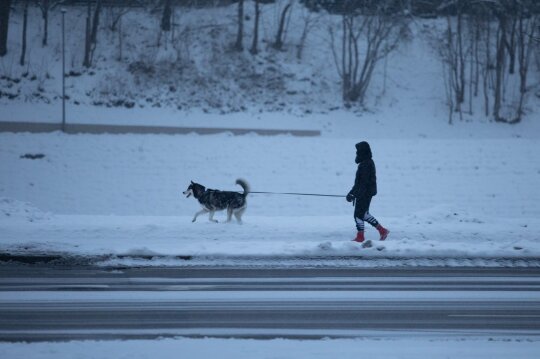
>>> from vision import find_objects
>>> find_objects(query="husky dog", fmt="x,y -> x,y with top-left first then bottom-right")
183,179 -> 249,223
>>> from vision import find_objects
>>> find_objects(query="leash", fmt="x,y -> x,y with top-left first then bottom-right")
250,191 -> 345,198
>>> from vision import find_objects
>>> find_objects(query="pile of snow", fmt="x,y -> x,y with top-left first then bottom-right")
0,197 -> 50,223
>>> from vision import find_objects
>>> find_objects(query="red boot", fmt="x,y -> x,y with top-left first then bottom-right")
376,224 -> 389,241
352,231 -> 365,243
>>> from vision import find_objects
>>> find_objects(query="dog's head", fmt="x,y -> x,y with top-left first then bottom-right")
183,181 -> 205,199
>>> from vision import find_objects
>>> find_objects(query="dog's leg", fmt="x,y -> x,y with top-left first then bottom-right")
226,207 -> 233,223
234,208 -> 246,224
208,211 -> 218,223
192,209 -> 208,222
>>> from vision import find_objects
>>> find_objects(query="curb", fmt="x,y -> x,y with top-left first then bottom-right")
2,252 -> 540,268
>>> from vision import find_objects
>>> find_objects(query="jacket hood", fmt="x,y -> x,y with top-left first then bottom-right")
355,141 -> 372,163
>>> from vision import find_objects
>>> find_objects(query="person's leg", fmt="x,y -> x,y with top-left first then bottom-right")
360,197 -> 390,241
353,197 -> 370,242
363,212 -> 379,227
354,216 -> 365,232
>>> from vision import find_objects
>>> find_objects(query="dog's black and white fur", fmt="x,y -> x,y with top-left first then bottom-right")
183,179 -> 249,223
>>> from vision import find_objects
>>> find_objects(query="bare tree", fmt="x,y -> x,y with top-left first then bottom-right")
273,0 -> 293,50
105,2 -> 137,61
161,0 -> 172,31
234,0 -> 244,51
438,0 -> 470,120
493,7 -> 508,123
250,0 -> 261,55
83,0 -> 102,68
503,14 -> 517,75
432,0 -> 539,123
513,6 -> 538,122
329,8 -> 407,105
481,7 -> 493,118
157,0 -> 173,47
0,0 -> 11,56
36,0 -> 64,47
442,60 -> 454,124
20,0 -> 30,65
296,3 -> 319,61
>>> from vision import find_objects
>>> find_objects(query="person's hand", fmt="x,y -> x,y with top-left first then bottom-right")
346,193 -> 355,202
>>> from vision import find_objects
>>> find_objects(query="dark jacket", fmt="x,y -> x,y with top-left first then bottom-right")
349,142 -> 377,198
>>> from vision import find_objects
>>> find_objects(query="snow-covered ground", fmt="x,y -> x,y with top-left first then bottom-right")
1,121 -> 539,266
2,3 -> 540,358
1,3 -> 539,266
1,336 -> 540,359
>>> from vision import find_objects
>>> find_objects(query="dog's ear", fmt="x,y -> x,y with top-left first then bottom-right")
191,180 -> 194,184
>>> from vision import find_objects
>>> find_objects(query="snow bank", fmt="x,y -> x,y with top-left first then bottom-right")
0,129 -> 539,265
1,337 -> 539,359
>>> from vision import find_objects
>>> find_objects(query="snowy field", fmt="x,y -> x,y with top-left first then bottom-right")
1,336 -> 540,359
1,113 -> 539,266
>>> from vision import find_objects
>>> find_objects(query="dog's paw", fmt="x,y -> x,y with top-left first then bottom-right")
192,218 -> 196,223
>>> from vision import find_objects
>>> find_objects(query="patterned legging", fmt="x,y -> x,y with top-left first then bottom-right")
355,212 -> 380,232
354,195 -> 379,232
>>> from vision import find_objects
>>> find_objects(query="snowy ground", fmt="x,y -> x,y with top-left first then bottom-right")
2,3 -> 540,357
1,118 -> 539,266
1,3 -> 539,266
2,336 -> 540,359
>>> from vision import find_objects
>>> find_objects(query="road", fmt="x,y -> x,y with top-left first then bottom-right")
1,266 -> 540,341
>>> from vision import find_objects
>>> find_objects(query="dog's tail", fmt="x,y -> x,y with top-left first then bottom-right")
236,178 -> 250,196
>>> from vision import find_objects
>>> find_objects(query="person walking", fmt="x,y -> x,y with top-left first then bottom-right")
346,141 -> 389,243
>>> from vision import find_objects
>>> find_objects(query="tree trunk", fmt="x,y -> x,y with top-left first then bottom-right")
336,13 -> 401,106
250,0 -> 260,55
42,3 -> 49,47
161,0 -> 172,32
0,0 -> 11,57
455,11 -> 466,109
20,0 -> 29,65
273,3 -> 291,50
514,15 -> 537,123
468,37 -> 473,115
83,1 -> 92,67
296,12 -> 312,61
473,18 -> 480,97
506,16 -> 517,74
341,16 -> 352,102
493,18 -> 506,122
483,16 -> 491,118
443,61 -> 454,125
118,14 -> 122,61
234,0 -> 244,51
90,0 -> 101,46
87,0 -> 102,67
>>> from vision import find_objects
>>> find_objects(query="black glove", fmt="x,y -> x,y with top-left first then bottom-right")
346,193 -> 355,202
